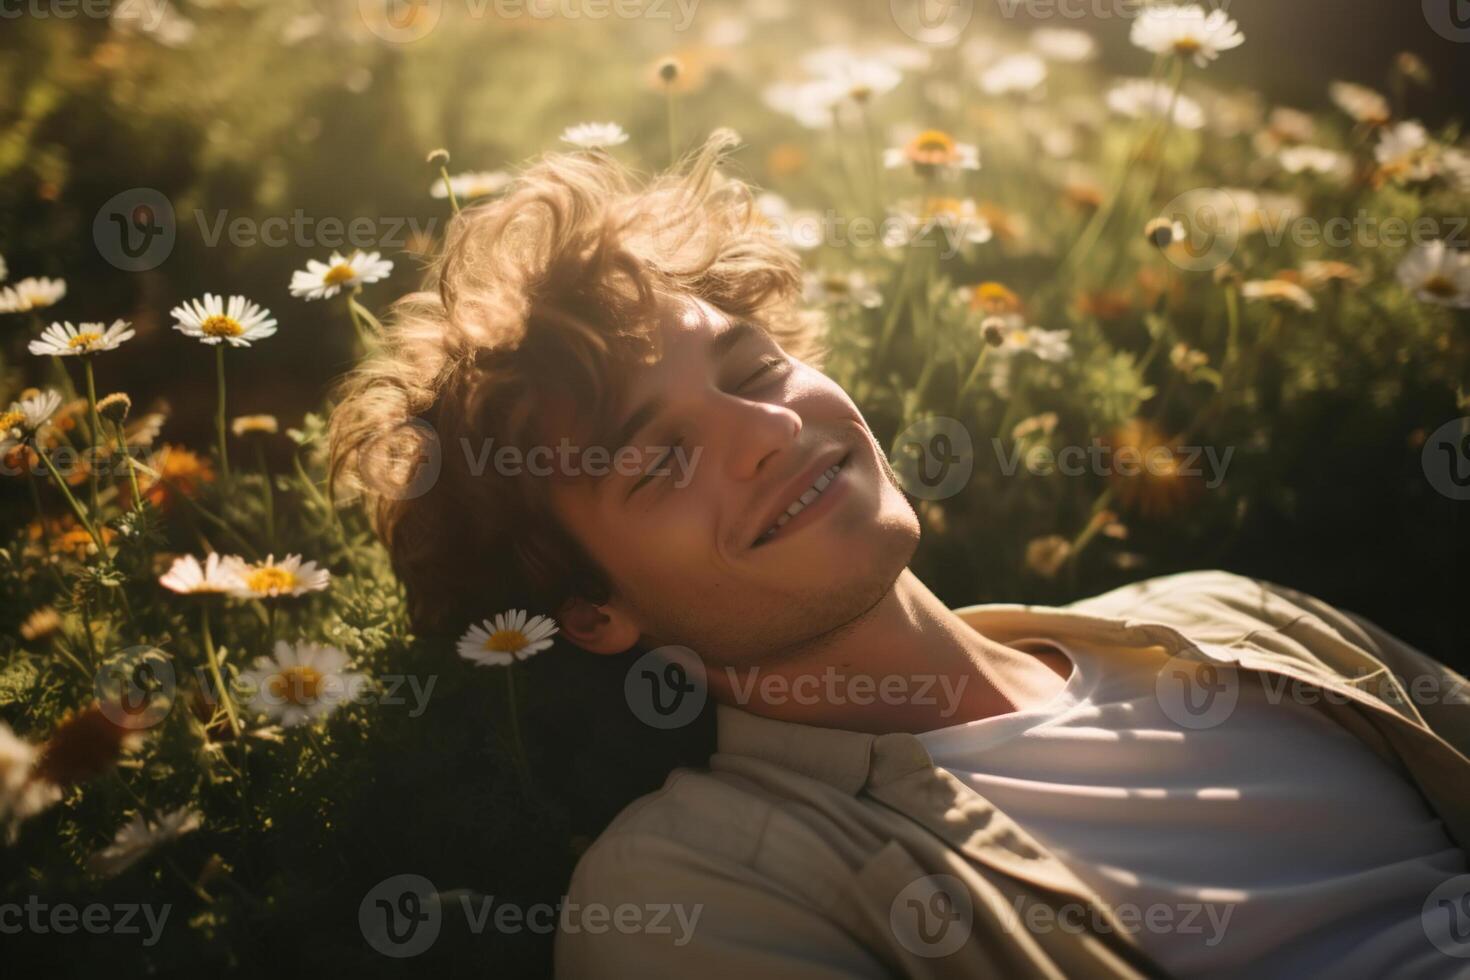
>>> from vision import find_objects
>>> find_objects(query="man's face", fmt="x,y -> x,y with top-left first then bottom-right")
549,295 -> 919,666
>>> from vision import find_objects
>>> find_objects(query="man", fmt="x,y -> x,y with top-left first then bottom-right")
328,132 -> 1470,978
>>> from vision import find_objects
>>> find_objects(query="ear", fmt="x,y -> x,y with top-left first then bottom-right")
557,597 -> 641,655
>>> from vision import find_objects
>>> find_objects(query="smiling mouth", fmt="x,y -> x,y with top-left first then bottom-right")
753,455 -> 848,547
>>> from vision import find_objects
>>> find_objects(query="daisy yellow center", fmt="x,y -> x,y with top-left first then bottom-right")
912,130 -> 956,157
1172,37 -> 1203,55
822,275 -> 851,294
0,410 -> 23,431
1422,275 -> 1458,298
322,264 -> 358,287
248,567 -> 298,593
849,83 -> 872,103
484,629 -> 529,653
269,666 -> 323,705
68,332 -> 103,350
200,315 -> 244,338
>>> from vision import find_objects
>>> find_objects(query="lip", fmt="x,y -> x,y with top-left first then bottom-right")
747,449 -> 851,550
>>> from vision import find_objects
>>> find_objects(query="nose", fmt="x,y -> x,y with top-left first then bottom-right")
720,396 -> 802,481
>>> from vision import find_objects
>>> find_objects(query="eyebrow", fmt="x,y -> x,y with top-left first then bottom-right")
603,318 -> 763,454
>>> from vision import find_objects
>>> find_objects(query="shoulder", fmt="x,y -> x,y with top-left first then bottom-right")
1065,569 -> 1319,640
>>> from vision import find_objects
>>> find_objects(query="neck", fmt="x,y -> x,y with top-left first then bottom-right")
709,569 -> 1069,734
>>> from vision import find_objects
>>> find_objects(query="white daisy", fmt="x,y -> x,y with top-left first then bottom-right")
170,293 -> 277,347
289,250 -> 394,301
237,641 -> 368,728
754,193 -> 825,251
430,170 -> 512,201
1396,241 -> 1470,308
560,122 -> 630,150
1267,106 -> 1316,143
222,553 -> 331,599
1,721 -> 61,842
1241,279 -> 1318,313
883,129 -> 981,174
0,276 -> 66,314
803,271 -> 883,310
457,610 -> 559,667
979,53 -> 1047,96
1,388 -> 63,445
86,807 -> 202,877
798,46 -> 904,104
1030,28 -> 1097,63
985,326 -> 1073,397
1130,4 -> 1244,67
1278,145 -> 1349,179
1374,121 -> 1437,182
1106,79 -> 1205,130
158,553 -> 245,596
1328,81 -> 1390,126
762,78 -> 848,129
28,319 -> 135,357
884,199 -> 994,249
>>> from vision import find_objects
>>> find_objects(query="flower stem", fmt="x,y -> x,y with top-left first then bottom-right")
201,604 -> 242,739
255,441 -> 275,552
505,664 -> 532,787
37,447 -> 106,554
214,345 -> 231,480
83,356 -> 102,519
439,164 -> 461,215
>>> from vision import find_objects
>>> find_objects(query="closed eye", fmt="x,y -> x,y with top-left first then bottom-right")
631,441 -> 679,495
739,355 -> 789,391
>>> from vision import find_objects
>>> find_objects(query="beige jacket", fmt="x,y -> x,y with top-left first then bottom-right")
554,571 -> 1470,978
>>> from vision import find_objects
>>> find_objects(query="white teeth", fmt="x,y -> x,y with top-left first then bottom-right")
758,461 -> 844,543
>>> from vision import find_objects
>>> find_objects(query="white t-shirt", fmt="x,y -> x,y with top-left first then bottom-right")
915,638 -> 1469,978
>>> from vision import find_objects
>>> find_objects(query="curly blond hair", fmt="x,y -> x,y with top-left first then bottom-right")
328,130 -> 822,637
